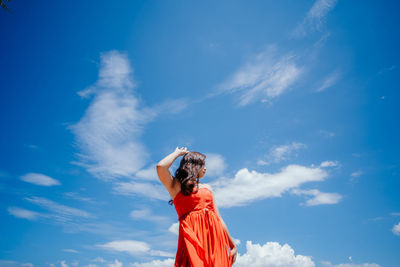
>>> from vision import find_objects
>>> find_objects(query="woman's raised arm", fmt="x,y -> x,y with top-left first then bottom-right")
156,146 -> 188,193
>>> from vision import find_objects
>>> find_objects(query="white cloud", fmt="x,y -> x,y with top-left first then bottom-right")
130,258 -> 175,267
316,70 -> 341,92
168,222 -> 179,235
24,196 -> 93,220
20,173 -> 61,186
112,181 -> 169,201
291,189 -> 342,206
70,50 -> 187,181
91,258 -> 106,263
62,249 -> 79,253
320,161 -> 339,167
96,240 -> 173,258
216,46 -> 302,107
321,261 -> 382,267
129,207 -> 170,224
351,170 -> 363,177
204,153 -> 227,177
135,164 -> 158,181
212,163 -> 334,208
392,222 -> 400,236
60,260 -> 69,267
235,240 -> 315,267
293,0 -> 338,37
108,259 -> 123,267
0,260 -> 35,267
8,207 -> 41,220
69,50 -> 151,181
257,142 -> 306,165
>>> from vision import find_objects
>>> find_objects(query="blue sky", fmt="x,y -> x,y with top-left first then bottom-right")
1,0 -> 399,266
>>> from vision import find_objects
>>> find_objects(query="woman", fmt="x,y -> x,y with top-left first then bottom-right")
156,146 -> 237,267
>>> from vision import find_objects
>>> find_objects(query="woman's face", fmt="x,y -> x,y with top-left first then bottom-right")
199,165 -> 207,178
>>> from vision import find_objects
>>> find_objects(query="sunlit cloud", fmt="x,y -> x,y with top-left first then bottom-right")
212,162 -> 337,208
292,0 -> 338,37
291,188 -> 342,206
8,207 -> 41,220
321,260 -> 382,267
257,142 -> 306,165
112,181 -> 169,201
204,153 -> 227,177
392,222 -> 400,236
316,69 -> 341,92
20,172 -> 61,186
96,240 -> 174,257
215,45 -> 302,107
70,50 -> 187,181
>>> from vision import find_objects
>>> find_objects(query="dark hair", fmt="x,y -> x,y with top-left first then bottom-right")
168,151 -> 206,205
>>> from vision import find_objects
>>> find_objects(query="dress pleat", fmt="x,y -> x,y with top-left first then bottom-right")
173,187 -> 232,267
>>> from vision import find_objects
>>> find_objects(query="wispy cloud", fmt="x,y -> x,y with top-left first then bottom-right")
0,260 -> 35,267
292,0 -> 338,37
69,50 -> 187,181
130,258 -> 175,267
129,207 -> 170,224
24,196 -> 93,221
215,46 -> 302,107
112,181 -> 169,201
20,173 -> 61,186
96,240 -> 174,258
291,188 -> 342,206
212,162 -> 337,208
257,142 -> 306,165
8,207 -> 41,220
62,249 -> 79,253
204,153 -> 227,177
316,69 -> 341,92
321,261 -> 382,267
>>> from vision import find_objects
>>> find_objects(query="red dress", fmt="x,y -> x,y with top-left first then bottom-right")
173,187 -> 232,267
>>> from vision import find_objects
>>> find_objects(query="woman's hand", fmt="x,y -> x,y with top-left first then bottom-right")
230,245 -> 237,265
174,146 -> 189,156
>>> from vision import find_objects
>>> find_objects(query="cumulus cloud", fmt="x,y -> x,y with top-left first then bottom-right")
292,0 -> 338,37
257,142 -> 306,165
212,163 -> 334,208
216,45 -> 302,107
20,173 -> 61,186
204,153 -> 227,177
235,240 -> 315,267
291,189 -> 342,206
96,240 -> 173,258
392,222 -> 400,236
8,207 -> 41,220
108,259 -> 123,267
168,222 -> 179,235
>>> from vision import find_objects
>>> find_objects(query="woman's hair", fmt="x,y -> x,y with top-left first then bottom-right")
168,151 -> 206,205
